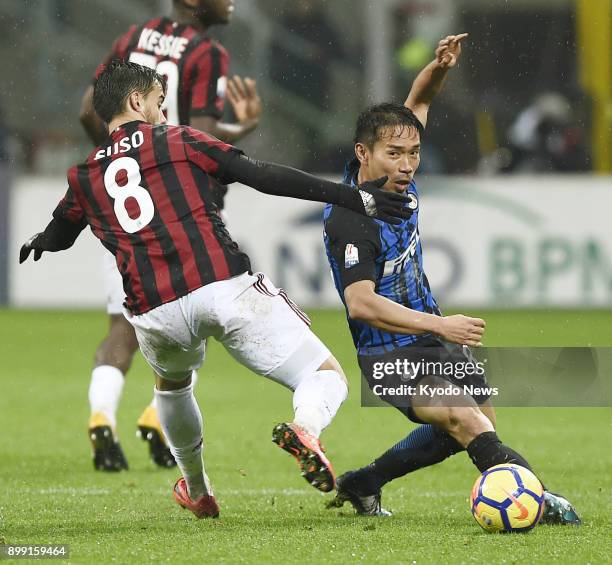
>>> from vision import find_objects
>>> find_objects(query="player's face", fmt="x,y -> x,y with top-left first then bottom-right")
197,0 -> 235,24
140,82 -> 167,126
357,125 -> 421,193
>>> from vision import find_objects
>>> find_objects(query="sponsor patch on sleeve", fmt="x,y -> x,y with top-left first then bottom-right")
345,244 -> 359,268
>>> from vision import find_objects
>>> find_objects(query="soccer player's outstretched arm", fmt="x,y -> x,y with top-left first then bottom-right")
182,129 -> 411,224
19,186 -> 87,263
226,154 -> 412,224
404,33 -> 468,128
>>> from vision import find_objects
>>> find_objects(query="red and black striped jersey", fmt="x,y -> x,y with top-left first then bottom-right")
54,121 -> 251,315
94,16 -> 229,124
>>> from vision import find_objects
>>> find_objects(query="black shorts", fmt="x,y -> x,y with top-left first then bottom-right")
358,336 -> 491,424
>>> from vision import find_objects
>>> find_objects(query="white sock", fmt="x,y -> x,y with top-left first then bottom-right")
292,370 -> 348,438
154,384 -> 211,499
89,365 -> 124,430
149,371 -> 198,409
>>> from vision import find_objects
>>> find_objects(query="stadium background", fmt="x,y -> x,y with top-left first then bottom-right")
1,1 -> 611,563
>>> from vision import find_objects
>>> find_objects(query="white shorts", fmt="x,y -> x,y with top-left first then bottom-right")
124,272 -> 331,387
103,249 -> 125,315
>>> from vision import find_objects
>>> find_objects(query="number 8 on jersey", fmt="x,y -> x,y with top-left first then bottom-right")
104,156 -> 154,234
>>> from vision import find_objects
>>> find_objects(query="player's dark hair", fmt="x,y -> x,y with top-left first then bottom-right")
354,103 -> 424,148
93,60 -> 166,123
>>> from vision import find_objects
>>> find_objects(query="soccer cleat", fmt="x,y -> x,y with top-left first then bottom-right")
173,478 -> 220,519
272,423 -> 336,493
326,470 -> 392,517
540,491 -> 581,525
88,413 -> 128,472
136,406 -> 176,468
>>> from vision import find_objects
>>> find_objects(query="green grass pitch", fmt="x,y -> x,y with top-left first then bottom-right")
1,309 -> 611,564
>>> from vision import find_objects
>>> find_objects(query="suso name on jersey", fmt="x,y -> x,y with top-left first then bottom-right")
94,131 -> 144,161
137,28 -> 189,60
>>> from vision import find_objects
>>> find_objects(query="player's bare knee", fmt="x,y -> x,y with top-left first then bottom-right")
317,355 -> 348,388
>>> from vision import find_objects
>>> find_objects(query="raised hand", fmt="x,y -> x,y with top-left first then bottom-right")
227,75 -> 262,126
438,314 -> 485,347
435,33 -> 468,69
356,176 -> 413,225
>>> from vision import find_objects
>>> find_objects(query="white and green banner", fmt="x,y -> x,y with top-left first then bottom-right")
9,175 -> 612,309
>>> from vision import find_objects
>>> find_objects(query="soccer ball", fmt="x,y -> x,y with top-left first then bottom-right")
470,464 -> 544,533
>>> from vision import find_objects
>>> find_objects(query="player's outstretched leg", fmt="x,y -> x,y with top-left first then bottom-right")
155,376 -> 218,519
87,314 -> 138,471
214,274 -> 347,493
327,424 -> 464,516
271,354 -> 348,493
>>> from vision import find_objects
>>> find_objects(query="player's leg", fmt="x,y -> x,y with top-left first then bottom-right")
330,389 -> 518,517
417,395 -> 580,525
270,349 -> 348,492
88,313 -> 138,471
328,344 -> 502,515
88,251 -> 138,471
125,299 -> 218,519
213,272 -> 348,492
374,389 -> 497,485
329,423 -> 465,514
89,250 -> 175,469
155,373 -> 218,518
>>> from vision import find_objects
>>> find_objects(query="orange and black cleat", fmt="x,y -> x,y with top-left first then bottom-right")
272,422 -> 335,492
173,478 -> 220,519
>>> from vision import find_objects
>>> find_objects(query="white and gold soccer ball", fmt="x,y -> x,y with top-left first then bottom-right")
470,463 -> 545,533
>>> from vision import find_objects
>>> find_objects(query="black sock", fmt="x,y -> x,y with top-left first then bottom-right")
466,431 -> 545,488
348,425 -> 464,494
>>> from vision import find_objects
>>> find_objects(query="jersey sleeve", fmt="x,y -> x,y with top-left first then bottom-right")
52,185 -> 86,226
188,43 -> 229,119
325,208 -> 382,289
93,24 -> 139,82
181,126 -> 243,183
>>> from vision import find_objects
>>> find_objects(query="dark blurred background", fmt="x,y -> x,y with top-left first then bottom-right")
0,0 -> 608,176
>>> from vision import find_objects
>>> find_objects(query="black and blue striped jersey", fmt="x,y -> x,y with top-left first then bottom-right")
323,159 -> 441,356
